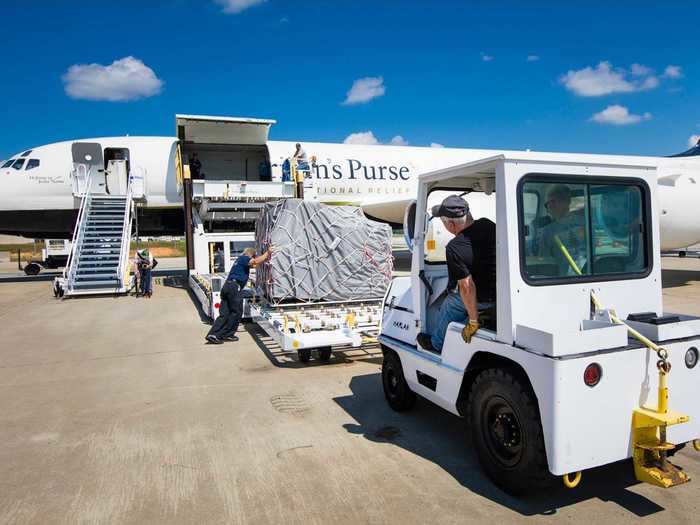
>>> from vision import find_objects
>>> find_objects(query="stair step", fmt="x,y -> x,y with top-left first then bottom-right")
85,220 -> 125,224
72,280 -> 121,289
79,249 -> 122,255
76,272 -> 118,279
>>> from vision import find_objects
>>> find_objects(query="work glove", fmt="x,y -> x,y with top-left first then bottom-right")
461,320 -> 480,344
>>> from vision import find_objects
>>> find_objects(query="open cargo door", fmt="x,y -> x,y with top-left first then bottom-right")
176,114 -> 276,145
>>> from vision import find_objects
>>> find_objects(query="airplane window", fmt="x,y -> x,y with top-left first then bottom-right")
1,159 -> 15,168
26,159 -> 40,170
20,150 -> 32,157
11,159 -> 26,170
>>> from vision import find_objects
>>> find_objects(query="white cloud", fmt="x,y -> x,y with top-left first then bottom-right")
430,142 -> 445,148
342,76 -> 385,105
527,55 -> 540,62
560,61 -> 659,97
214,0 -> 267,14
481,53 -> 494,62
389,135 -> 409,146
664,65 -> 683,79
630,63 -> 652,76
343,131 -> 380,145
62,56 -> 163,102
688,135 -> 700,148
590,105 -> 652,126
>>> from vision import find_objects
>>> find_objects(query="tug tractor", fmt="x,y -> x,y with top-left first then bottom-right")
379,153 -> 700,495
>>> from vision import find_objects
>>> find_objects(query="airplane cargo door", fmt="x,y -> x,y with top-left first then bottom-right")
176,115 -> 276,182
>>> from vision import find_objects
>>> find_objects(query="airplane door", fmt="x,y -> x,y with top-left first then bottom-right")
175,114 -> 275,146
71,142 -> 105,195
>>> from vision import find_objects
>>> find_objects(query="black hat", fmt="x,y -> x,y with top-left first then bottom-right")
431,195 -> 469,218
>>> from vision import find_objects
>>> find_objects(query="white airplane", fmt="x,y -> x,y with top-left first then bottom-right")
1,114 -> 699,250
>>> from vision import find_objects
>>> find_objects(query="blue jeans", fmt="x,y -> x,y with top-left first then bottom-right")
140,268 -> 152,295
430,292 -> 494,352
431,292 -> 468,352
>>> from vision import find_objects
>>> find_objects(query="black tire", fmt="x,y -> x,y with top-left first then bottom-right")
469,368 -> 550,495
24,263 -> 41,276
318,347 -> 332,362
382,351 -> 416,411
298,348 -> 311,364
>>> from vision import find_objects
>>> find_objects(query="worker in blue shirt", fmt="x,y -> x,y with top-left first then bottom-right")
206,246 -> 273,344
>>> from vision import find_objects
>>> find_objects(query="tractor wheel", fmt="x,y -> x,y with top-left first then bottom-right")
24,263 -> 41,276
298,348 -> 311,364
469,368 -> 551,495
382,351 -> 416,411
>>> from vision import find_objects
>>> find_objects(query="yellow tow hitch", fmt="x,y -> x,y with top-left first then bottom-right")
632,361 -> 690,488
554,235 -> 691,489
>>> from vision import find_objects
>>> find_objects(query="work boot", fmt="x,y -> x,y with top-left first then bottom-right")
416,333 -> 436,352
206,335 -> 223,345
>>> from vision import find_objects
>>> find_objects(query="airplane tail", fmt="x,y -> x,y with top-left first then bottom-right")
668,138 -> 700,157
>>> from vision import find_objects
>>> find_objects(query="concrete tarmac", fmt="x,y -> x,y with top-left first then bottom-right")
1,257 -> 699,524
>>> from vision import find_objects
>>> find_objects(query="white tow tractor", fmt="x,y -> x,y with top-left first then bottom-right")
379,153 -> 700,495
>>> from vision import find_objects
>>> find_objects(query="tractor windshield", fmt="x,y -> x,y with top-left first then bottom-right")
519,176 -> 651,283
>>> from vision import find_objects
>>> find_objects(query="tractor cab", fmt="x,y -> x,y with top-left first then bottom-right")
379,153 -> 700,495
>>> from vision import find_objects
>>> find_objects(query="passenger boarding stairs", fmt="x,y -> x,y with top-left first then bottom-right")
59,184 -> 134,297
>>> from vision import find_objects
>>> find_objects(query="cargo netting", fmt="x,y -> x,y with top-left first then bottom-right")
255,199 -> 393,303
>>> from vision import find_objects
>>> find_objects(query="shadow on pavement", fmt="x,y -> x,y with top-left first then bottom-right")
661,268 -> 700,289
244,322 -> 383,369
161,275 -> 212,324
334,372 -> 665,518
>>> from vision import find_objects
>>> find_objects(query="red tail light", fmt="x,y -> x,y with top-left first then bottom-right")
214,303 -> 221,309
584,363 -> 602,387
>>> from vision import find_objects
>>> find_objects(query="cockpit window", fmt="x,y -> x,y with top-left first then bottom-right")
26,159 -> 40,170
1,159 -> 15,168
21,150 -> 32,157
11,159 -> 26,170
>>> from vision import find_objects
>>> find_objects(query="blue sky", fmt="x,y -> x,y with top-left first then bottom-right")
1,1 -> 698,159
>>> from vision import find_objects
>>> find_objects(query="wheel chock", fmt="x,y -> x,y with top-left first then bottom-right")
632,407 -> 691,488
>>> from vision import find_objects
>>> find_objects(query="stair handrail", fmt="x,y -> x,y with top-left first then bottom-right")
64,170 -> 94,287
116,182 -> 134,291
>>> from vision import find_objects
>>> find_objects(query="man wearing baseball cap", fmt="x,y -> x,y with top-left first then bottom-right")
416,195 -> 496,352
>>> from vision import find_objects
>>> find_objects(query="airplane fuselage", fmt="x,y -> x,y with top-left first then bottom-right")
1,136 -> 700,250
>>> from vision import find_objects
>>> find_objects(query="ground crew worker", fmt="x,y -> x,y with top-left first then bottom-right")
416,195 -> 496,352
538,184 -> 586,276
205,246 -> 273,345
136,248 -> 158,298
292,143 -> 308,199
189,153 -> 202,180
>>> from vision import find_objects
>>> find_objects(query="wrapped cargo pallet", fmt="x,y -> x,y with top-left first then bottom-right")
255,199 -> 393,302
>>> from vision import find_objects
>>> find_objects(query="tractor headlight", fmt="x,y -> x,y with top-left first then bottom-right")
685,347 -> 699,369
